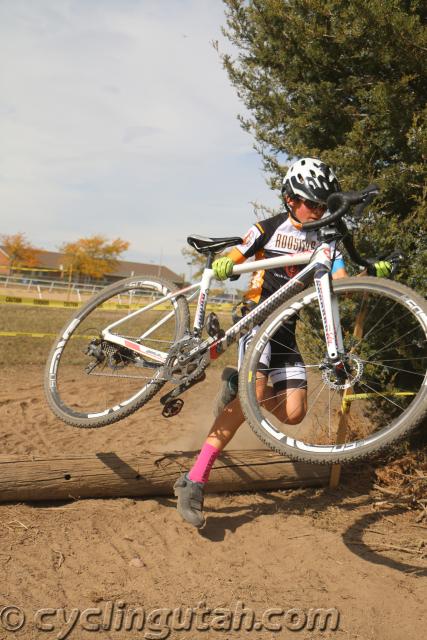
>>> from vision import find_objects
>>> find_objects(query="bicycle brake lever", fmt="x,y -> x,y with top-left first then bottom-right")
353,190 -> 378,219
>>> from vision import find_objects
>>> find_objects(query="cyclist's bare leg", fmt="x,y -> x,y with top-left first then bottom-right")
258,375 -> 307,425
206,373 -> 306,450
175,373 -> 306,527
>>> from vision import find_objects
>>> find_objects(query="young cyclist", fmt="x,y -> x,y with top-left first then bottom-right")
174,157 -> 392,528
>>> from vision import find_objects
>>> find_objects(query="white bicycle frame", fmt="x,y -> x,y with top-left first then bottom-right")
101,243 -> 344,366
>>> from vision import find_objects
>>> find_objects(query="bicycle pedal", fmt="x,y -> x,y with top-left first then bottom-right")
162,398 -> 184,418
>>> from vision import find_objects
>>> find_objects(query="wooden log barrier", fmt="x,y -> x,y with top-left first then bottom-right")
0,450 -> 330,502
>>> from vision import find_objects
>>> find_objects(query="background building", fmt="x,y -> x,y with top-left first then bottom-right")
0,246 -> 184,287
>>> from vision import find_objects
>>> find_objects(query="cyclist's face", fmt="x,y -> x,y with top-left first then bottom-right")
287,196 -> 326,222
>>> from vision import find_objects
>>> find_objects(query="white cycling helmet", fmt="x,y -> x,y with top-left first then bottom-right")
282,157 -> 340,205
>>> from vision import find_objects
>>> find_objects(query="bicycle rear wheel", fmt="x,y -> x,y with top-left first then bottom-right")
44,275 -> 190,428
239,277 -> 427,463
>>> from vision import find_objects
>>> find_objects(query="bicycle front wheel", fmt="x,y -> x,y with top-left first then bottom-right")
239,277 -> 427,464
44,275 -> 190,428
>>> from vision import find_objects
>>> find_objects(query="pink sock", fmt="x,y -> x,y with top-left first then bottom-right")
188,443 -> 221,483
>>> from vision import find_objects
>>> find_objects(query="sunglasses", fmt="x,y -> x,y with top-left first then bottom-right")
294,196 -> 326,212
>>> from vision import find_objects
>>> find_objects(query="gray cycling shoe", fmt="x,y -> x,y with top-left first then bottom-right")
173,473 -> 205,528
213,366 -> 238,418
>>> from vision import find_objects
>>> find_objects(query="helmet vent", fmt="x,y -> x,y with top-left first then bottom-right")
282,157 -> 340,205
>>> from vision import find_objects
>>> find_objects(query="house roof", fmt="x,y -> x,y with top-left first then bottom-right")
0,246 -> 183,283
109,259 -> 183,282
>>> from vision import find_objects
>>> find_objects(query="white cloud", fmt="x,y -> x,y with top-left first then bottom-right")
0,0 -> 279,278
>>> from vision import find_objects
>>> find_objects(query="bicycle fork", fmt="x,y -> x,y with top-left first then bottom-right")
314,265 -> 345,362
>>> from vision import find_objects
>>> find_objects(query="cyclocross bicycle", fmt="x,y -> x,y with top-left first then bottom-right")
44,186 -> 427,464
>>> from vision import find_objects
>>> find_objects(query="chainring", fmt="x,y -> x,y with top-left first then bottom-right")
164,337 -> 209,385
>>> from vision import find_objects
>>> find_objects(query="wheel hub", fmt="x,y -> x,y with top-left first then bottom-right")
321,355 -> 364,390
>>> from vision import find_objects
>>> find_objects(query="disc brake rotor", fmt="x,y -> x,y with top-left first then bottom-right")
321,355 -> 364,390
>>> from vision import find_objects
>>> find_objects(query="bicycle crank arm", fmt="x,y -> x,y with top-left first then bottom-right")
159,370 -> 206,416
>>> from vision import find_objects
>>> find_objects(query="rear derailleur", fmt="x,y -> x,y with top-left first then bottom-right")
84,337 -> 138,373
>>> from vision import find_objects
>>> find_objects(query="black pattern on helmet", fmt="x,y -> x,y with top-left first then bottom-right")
282,158 -> 340,205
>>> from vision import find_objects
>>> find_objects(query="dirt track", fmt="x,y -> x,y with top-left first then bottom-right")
0,364 -> 426,640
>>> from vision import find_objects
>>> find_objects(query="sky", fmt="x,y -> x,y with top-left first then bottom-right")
0,0 -> 280,282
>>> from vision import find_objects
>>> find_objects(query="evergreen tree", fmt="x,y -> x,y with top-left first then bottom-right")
221,0 -> 427,292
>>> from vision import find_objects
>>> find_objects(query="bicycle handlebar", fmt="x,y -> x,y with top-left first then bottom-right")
301,184 -> 380,231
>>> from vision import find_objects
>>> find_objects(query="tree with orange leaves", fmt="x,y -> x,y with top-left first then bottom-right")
61,235 -> 130,280
0,233 -> 40,272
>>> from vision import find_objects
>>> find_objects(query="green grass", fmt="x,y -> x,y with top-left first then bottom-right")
0,306 -> 77,366
0,304 -> 237,368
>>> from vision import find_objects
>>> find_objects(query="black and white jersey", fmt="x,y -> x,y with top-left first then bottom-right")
228,212 -> 344,303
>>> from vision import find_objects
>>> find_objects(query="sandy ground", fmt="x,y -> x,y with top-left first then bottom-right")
0,364 -> 426,640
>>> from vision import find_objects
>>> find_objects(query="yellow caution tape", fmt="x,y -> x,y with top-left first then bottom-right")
0,294 -> 233,312
0,331 -> 57,338
0,295 -> 148,311
0,295 -> 80,309
341,390 -> 416,411
0,331 -> 96,339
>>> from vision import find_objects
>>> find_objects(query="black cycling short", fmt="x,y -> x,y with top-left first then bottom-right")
237,320 -> 307,391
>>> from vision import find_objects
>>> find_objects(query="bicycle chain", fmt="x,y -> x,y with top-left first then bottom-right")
87,335 -> 172,380
87,336 -> 209,385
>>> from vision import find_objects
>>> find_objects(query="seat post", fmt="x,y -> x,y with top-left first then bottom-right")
205,252 -> 215,269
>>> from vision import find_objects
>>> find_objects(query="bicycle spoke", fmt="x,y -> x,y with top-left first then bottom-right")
304,380 -> 329,420
357,380 -> 407,411
265,305 -> 327,365
367,324 -> 422,361
45,275 -> 189,425
241,279 -> 427,463
256,388 -> 306,422
359,359 -> 426,378
352,298 -> 401,349
268,329 -> 320,366
376,355 -> 426,362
